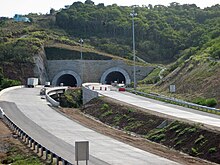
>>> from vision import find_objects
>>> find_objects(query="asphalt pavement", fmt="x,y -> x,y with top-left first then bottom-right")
0,87 -> 179,165
98,90 -> 220,130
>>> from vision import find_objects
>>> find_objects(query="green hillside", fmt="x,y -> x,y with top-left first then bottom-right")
0,1 -> 220,106
56,2 -> 220,63
138,36 -> 220,107
0,13 -> 131,84
151,37 -> 220,107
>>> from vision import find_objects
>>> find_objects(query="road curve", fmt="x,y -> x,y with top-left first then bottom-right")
98,90 -> 220,130
0,87 -> 179,165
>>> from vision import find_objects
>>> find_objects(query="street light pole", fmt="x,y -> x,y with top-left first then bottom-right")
79,38 -> 83,60
130,10 -> 137,90
79,38 -> 84,85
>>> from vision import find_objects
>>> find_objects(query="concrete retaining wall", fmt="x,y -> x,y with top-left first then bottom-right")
82,85 -> 98,104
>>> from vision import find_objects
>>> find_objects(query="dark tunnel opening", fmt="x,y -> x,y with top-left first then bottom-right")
56,74 -> 77,87
105,71 -> 126,85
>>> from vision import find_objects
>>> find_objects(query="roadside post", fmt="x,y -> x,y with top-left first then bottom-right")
169,84 -> 176,93
75,141 -> 89,165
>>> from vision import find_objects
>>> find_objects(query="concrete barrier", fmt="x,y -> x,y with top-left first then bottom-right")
82,85 -> 98,104
0,85 -> 24,98
82,83 -> 117,104
45,87 -> 67,107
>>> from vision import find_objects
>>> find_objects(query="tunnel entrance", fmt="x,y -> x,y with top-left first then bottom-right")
56,74 -> 77,87
105,71 -> 126,84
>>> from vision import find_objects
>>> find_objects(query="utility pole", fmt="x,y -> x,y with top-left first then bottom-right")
130,10 -> 137,90
79,38 -> 84,60
79,38 -> 84,85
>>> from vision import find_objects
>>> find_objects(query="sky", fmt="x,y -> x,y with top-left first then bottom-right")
0,0 -> 219,18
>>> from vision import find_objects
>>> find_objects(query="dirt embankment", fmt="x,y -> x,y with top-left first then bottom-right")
59,97 -> 219,165
80,98 -> 220,164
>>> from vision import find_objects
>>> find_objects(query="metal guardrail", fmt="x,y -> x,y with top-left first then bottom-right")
0,86 -> 72,164
1,114 -> 72,165
126,88 -> 220,113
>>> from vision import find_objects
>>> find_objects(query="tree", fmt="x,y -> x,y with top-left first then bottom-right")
85,0 -> 94,5
97,3 -> 105,8
50,8 -> 56,15
55,2 -> 220,63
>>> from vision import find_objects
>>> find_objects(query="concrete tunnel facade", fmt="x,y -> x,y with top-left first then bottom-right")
48,60 -> 154,87
52,67 -> 130,86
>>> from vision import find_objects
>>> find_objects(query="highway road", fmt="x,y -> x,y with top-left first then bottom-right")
98,90 -> 220,130
0,87 -> 179,165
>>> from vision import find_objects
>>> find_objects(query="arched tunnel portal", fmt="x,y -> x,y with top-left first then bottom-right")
101,67 -> 131,85
56,74 -> 77,87
52,70 -> 82,87
105,71 -> 126,84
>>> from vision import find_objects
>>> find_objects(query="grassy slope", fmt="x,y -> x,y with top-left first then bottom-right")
148,37 -> 220,107
157,61 -> 220,105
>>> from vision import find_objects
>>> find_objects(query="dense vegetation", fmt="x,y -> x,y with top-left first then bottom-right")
0,67 -> 21,90
59,88 -> 82,108
56,1 -> 220,63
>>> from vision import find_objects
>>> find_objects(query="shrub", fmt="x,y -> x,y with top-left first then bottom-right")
208,147 -> 217,154
149,133 -> 166,142
205,98 -> 217,107
191,147 -> 198,155
101,110 -> 113,118
193,97 -> 206,106
101,103 -> 109,111
0,78 -> 21,89
193,97 -> 217,107
60,88 -> 82,108
195,135 -> 205,144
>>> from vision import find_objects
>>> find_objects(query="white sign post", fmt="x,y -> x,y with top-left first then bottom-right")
169,85 -> 176,93
75,141 -> 89,165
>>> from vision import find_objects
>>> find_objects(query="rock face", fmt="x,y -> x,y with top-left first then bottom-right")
33,48 -> 49,84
